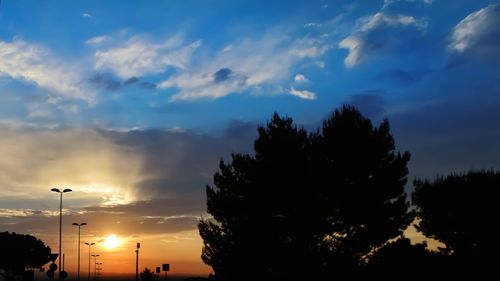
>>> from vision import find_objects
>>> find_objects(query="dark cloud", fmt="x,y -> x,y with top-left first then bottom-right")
0,121 -> 258,237
376,69 -> 420,86
89,73 -> 157,92
224,120 -> 258,140
139,81 -> 157,89
124,77 -> 140,86
90,73 -> 121,91
213,68 -> 233,83
0,125 -> 258,238
85,198 -> 203,217
98,121 -> 257,207
345,92 -> 386,119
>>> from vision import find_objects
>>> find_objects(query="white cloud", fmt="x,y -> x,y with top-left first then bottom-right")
359,13 -> 427,32
289,87 -> 316,100
25,95 -> 79,120
82,13 -> 92,18
339,12 -> 427,68
338,36 -> 363,68
294,74 -> 308,83
86,35 -> 110,46
161,33 -> 330,101
0,39 -> 94,102
448,4 -> 500,53
93,35 -> 201,78
304,22 -> 323,28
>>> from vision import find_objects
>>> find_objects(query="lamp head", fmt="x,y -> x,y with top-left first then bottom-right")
63,188 -> 72,193
51,188 -> 61,193
81,222 -> 87,226
72,223 -> 79,226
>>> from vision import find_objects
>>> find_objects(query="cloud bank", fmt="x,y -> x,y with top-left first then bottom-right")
159,34 -> 329,101
0,120 -> 257,235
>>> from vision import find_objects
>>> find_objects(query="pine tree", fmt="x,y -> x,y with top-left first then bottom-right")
199,106 -> 412,280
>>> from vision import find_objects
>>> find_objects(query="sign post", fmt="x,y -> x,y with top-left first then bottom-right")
162,264 -> 170,281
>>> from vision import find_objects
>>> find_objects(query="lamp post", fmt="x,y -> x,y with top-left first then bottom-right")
84,242 -> 95,281
95,263 -> 102,281
72,223 -> 87,281
51,188 -> 72,281
91,254 -> 100,281
135,242 -> 140,281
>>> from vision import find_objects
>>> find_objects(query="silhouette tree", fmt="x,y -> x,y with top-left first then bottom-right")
140,267 -> 156,281
199,106 -> 412,280
412,170 -> 500,276
317,107 -> 412,276
0,232 -> 52,281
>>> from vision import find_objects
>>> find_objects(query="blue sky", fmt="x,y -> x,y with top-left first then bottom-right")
0,0 -> 497,131
1,0 -> 500,275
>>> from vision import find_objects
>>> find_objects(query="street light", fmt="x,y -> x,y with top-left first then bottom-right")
84,242 -> 95,281
95,263 -> 103,281
72,223 -> 87,281
91,254 -> 100,281
135,242 -> 140,281
51,188 -> 72,281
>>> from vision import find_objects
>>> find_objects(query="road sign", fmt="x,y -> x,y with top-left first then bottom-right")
162,264 -> 170,271
49,254 -> 59,263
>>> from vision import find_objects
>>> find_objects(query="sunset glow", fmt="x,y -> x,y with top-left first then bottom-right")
104,234 -> 120,250
1,0 -> 499,279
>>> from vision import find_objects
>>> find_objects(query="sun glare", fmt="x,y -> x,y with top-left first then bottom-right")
104,234 -> 120,250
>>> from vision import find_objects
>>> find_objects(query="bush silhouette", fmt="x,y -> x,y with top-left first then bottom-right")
199,106 -> 412,280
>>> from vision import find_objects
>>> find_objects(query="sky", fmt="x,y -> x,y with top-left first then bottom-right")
1,0 -> 500,277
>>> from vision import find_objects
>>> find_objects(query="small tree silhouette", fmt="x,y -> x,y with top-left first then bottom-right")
140,267 -> 156,281
199,106 -> 412,280
0,232 -> 52,281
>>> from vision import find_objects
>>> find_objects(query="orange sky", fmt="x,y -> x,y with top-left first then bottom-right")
36,230 -> 211,277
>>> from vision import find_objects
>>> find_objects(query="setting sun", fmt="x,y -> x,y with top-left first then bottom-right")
104,234 -> 120,250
